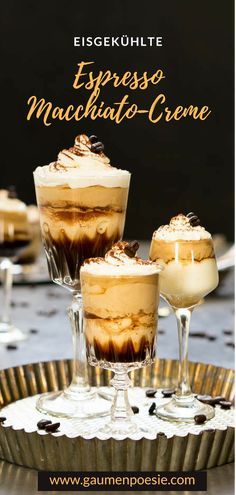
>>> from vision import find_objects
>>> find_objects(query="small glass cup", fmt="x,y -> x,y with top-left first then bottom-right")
149,236 -> 219,422
81,261 -> 161,437
0,191 -> 31,343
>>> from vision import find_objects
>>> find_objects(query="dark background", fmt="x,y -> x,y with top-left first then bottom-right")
1,0 -> 234,240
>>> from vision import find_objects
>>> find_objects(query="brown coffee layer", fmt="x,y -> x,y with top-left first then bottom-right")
87,335 -> 156,363
43,228 -> 121,290
0,239 -> 30,258
150,238 -> 215,263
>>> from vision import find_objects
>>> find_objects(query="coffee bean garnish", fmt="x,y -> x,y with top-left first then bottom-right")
207,335 -> 217,341
0,417 -> 6,423
37,309 -> 58,317
89,135 -> 98,143
162,388 -> 176,398
131,406 -> 139,414
37,419 -> 52,430
186,212 -> 201,227
189,331 -> 206,338
194,414 -> 207,424
124,241 -> 139,258
145,389 -> 157,398
91,142 -> 104,153
8,185 -> 17,199
29,328 -> 39,334
6,344 -> 18,350
158,329 -> 165,335
149,402 -> 156,415
45,422 -> 60,433
219,401 -> 232,410
223,329 -> 233,336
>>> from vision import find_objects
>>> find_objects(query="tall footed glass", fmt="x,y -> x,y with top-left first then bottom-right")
33,135 -> 130,418
150,218 -> 219,422
81,248 -> 161,437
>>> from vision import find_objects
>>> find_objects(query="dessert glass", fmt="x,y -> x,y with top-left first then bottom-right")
149,214 -> 219,422
81,242 -> 161,436
0,190 -> 31,343
33,134 -> 130,418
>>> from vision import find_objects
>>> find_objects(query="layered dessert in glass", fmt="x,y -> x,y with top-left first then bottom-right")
150,214 -> 219,309
33,134 -> 131,418
149,213 -> 219,422
0,189 -> 30,342
81,241 -> 161,367
81,241 -> 161,436
34,134 -> 130,291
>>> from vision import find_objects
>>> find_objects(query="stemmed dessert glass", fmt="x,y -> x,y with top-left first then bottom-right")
149,214 -> 219,422
81,244 -> 161,436
33,135 -> 130,418
0,190 -> 31,343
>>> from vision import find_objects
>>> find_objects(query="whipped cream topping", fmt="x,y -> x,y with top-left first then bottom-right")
0,189 -> 27,213
34,134 -> 130,189
81,242 -> 161,276
153,214 -> 211,241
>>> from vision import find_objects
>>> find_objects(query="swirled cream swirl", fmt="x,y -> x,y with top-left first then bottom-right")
81,242 -> 161,275
34,134 -> 130,189
153,214 -> 211,241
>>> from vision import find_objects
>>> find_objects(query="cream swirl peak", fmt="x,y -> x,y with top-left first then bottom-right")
0,189 -> 27,213
153,214 -> 211,241
34,134 -> 130,188
81,241 -> 161,275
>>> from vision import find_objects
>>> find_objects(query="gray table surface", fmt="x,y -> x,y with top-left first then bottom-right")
0,243 -> 234,495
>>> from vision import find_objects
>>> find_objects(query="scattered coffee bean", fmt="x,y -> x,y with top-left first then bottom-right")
20,302 -> 29,308
158,329 -> 165,335
37,309 -> 58,317
29,328 -> 39,334
149,403 -> 156,415
146,389 -> 157,398
45,422 -> 60,433
37,419 -> 52,430
225,341 -> 235,348
194,414 -> 206,424
0,417 -> 6,423
223,329 -> 233,336
131,406 -> 139,414
6,344 -> 18,350
207,335 -> 217,341
197,394 -> 213,404
189,331 -> 206,338
162,388 -> 176,398
212,396 -> 225,405
219,401 -> 232,410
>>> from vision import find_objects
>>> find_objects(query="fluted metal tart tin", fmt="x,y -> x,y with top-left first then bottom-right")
0,358 -> 234,471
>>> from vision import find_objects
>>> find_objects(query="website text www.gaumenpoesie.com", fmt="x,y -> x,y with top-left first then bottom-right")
38,471 -> 207,491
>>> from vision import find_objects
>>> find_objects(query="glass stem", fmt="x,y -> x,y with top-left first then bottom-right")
66,293 -> 90,395
110,371 -> 133,423
175,307 -> 193,398
0,258 -> 13,326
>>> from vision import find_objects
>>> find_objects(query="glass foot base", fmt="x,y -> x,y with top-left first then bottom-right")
0,323 -> 28,343
36,388 -> 111,419
156,396 -> 215,423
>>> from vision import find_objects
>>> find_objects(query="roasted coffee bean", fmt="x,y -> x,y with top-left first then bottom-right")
124,241 -> 139,258
29,328 -> 39,334
189,331 -> 206,338
45,422 -> 60,433
225,341 -> 235,348
207,334 -> 217,341
6,344 -> 18,350
197,395 -> 213,404
145,389 -> 157,398
219,401 -> 232,410
194,414 -> 206,424
149,402 -> 156,415
158,329 -> 165,335
186,212 -> 201,227
89,135 -> 98,143
0,417 -> 6,423
91,142 -> 104,153
223,329 -> 233,336
212,396 -> 226,405
37,419 -> 52,430
162,388 -> 176,398
37,309 -> 58,317
131,406 -> 139,414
